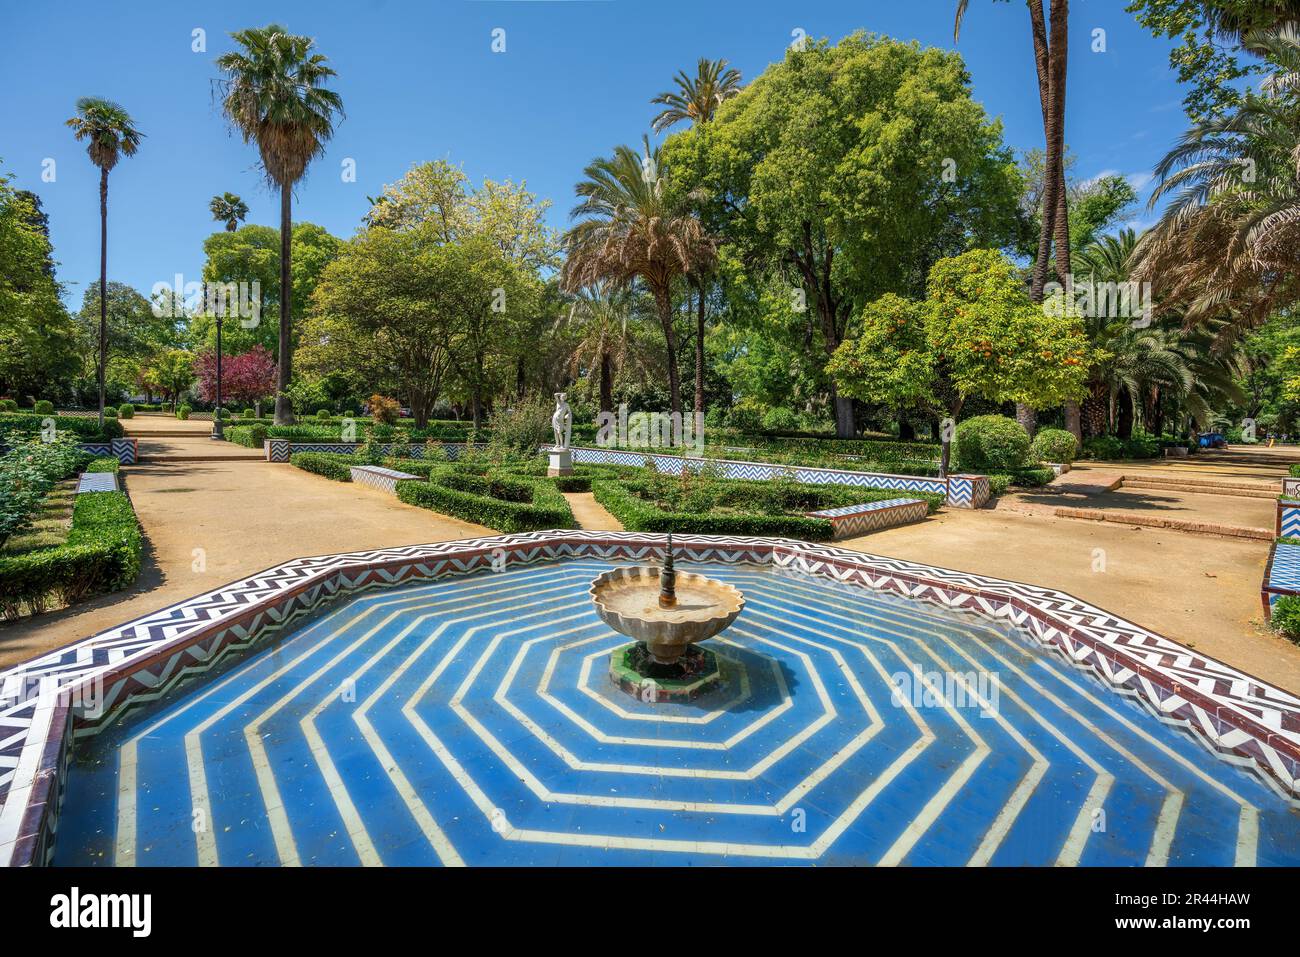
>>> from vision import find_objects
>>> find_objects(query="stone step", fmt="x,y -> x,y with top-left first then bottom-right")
1053,506 -> 1272,540
1121,475 -> 1280,498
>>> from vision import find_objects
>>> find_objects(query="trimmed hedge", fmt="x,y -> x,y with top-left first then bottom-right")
1031,428 -> 1078,464
0,412 -> 124,443
290,452 -> 354,481
0,490 -> 141,619
591,477 -> 941,540
225,424 -> 269,449
397,471 -> 576,532
1271,595 -> 1300,644
85,456 -> 120,473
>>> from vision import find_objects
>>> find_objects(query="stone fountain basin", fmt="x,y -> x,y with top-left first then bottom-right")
589,565 -> 745,663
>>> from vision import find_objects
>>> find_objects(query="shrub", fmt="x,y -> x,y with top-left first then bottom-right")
316,408 -> 332,421
241,408 -> 255,419
0,399 -> 16,412
1081,434 -> 1123,460
1031,428 -> 1078,464
760,406 -> 801,432
117,403 -> 135,419
104,407 -> 118,419
1010,467 -> 1055,487
177,405 -> 192,420
0,412 -> 123,443
986,474 -> 1012,497
954,415 -> 1031,473
224,424 -> 268,449
1271,595 -> 1300,644
0,490 -> 141,619
33,400 -> 54,415
0,438 -> 90,546
397,471 -> 575,532
290,452 -> 354,482
84,456 -> 119,473
369,394 -> 400,425
488,392 -> 553,455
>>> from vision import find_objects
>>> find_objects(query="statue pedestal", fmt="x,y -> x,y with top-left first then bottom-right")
548,447 -> 573,476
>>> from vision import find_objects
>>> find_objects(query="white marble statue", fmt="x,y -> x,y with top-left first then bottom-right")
551,392 -> 572,450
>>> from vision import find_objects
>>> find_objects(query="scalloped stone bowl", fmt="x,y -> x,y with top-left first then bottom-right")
589,565 -> 746,664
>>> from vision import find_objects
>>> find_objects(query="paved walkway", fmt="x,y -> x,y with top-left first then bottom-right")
564,492 -> 624,531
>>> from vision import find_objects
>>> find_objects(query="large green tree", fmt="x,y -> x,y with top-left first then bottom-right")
0,174 -> 79,401
664,32 -> 1024,437
216,23 -> 343,425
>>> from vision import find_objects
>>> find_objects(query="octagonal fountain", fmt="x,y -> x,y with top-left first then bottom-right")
7,530 -> 1300,868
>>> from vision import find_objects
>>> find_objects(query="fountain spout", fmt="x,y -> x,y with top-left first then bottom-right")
659,532 -> 677,608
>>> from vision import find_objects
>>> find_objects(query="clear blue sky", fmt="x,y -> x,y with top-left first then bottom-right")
2,0 -> 1189,307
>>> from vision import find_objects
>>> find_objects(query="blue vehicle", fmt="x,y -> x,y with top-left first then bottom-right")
1198,431 -> 1226,448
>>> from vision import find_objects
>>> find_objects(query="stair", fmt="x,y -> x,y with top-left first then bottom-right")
1120,475 -> 1281,499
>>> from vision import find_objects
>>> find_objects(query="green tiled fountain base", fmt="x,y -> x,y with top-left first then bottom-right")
609,643 -> 723,702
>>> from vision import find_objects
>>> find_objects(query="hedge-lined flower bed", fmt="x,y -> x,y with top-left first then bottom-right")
225,424 -> 269,449
591,475 -> 942,540
0,454 -> 141,619
396,468 -> 576,532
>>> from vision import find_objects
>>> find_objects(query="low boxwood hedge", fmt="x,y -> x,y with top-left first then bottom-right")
0,412 -> 125,443
85,456 -> 120,473
0,490 -> 141,619
591,476 -> 940,540
290,451 -> 354,481
397,471 -> 575,532
225,424 -> 269,449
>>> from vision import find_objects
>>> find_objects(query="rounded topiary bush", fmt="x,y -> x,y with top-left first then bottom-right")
104,407 -> 118,419
1271,595 -> 1300,645
177,405 -> 192,420
33,400 -> 54,415
241,408 -> 255,419
316,408 -> 332,421
117,403 -> 135,419
1031,427 -> 1078,464
954,415 -> 1031,473
0,398 -> 17,412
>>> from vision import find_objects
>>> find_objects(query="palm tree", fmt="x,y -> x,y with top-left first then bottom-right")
561,284 -> 647,416
957,0 -> 1070,439
650,57 -> 742,132
562,137 -> 715,419
651,58 -> 742,424
215,24 -> 343,425
209,191 -> 249,232
1134,27 -> 1300,335
66,98 -> 142,431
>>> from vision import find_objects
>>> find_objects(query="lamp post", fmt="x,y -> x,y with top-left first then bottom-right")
211,311 -> 225,441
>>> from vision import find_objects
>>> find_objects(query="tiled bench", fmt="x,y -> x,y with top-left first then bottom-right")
805,497 -> 928,538
75,471 -> 118,494
349,465 -> 419,496
1264,540 -> 1300,620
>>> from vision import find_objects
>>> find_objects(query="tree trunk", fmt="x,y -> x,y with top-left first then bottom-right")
98,167 -> 108,431
599,350 -> 614,416
898,417 -> 915,441
1063,399 -> 1082,445
1048,0 -> 1071,285
274,184 -> 295,425
651,285 -> 683,417
1081,380 -> 1107,437
1015,403 -> 1037,438
1117,387 -> 1134,440
1027,0 -> 1056,301
515,356 -> 526,400
694,279 -> 706,422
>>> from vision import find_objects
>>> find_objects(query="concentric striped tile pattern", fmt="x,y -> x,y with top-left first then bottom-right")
54,562 -> 1300,866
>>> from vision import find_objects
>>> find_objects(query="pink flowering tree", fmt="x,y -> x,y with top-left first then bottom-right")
195,346 -> 277,409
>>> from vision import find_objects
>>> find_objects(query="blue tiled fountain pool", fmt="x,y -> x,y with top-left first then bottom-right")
53,560 -> 1300,866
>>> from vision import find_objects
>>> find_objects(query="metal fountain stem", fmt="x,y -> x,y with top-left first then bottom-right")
659,531 -> 677,608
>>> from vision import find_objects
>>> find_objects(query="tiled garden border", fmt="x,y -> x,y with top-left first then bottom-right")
2,529 -> 1298,867
1262,540 -> 1300,620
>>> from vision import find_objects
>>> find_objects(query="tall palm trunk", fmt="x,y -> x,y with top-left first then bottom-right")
1027,0 -> 1055,301
97,167 -> 108,431
1048,0 -> 1071,283
693,279 -> 706,422
274,184 -> 294,425
651,285 -> 683,419
599,351 -> 614,416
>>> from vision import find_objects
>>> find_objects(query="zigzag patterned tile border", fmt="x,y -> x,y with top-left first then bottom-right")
804,498 -> 928,538
349,465 -> 419,496
1276,499 -> 1300,540
1263,540 -> 1300,621
265,440 -> 482,463
3,530 -> 1299,866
